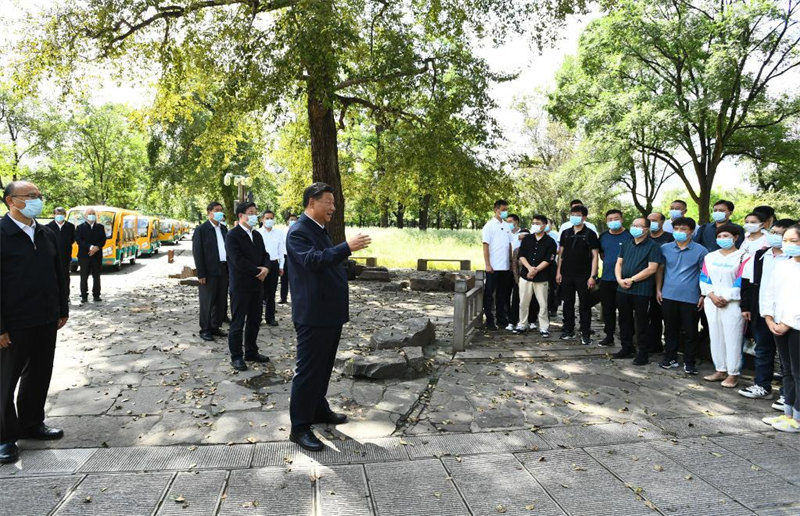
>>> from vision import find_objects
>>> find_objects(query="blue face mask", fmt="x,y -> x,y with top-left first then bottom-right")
783,243 -> 800,257
716,237 -> 734,250
213,211 -> 225,222
87,214 -> 97,223
649,221 -> 660,232
545,224 -> 551,232
607,220 -> 622,231
54,214 -> 66,223
506,222 -> 515,231
630,227 -> 645,238
288,220 -> 296,227
499,210 -> 509,219
669,209 -> 682,220
767,233 -> 783,248
19,198 -> 43,218
246,214 -> 259,227
711,211 -> 727,223
673,231 -> 688,242
264,219 -> 275,228
570,215 -> 583,226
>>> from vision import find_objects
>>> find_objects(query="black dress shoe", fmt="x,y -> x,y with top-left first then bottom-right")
278,300 -> 288,304
266,320 -> 278,327
244,353 -> 270,363
315,412 -> 348,425
231,358 -> 248,371
612,349 -> 635,359
211,328 -> 227,337
20,424 -> 64,440
598,336 -> 615,347
0,442 -> 19,464
93,296 -> 102,302
80,297 -> 88,304
200,332 -> 215,341
289,430 -> 324,452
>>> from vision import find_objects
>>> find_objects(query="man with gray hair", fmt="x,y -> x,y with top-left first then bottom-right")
46,207 -> 76,289
75,207 -> 107,303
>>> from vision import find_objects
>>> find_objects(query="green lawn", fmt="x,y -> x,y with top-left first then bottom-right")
345,226 -> 484,270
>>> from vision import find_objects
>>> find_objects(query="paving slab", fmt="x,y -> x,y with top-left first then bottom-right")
156,470 -> 228,515
54,471 -> 173,515
253,437 -> 409,467
79,444 -> 252,472
0,475 -> 80,516
366,458 -> 468,515
0,448 -> 97,477
711,433 -> 800,485
535,421 -> 664,448
404,430 -> 548,458
654,413 -> 769,438
317,464 -> 374,515
218,466 -> 315,515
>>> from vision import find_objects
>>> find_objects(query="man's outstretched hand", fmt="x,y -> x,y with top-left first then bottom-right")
347,234 -> 372,253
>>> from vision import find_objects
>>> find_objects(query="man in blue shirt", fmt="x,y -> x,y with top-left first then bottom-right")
695,200 -> 745,251
656,217 -> 709,374
598,209 -> 633,346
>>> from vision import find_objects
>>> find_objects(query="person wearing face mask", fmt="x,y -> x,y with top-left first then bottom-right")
482,199 -> 514,331
1,181 -> 69,464
647,213 -> 674,245
558,199 -> 598,237
514,216 -> 557,337
597,209 -> 633,347
280,214 -> 299,304
695,200 -> 744,251
700,224 -> 749,388
192,202 -> 229,342
662,199 -> 688,234
644,212 -> 673,353
740,219 -> 796,403
224,202 -> 271,371
74,207 -> 107,303
761,224 -> 800,433
507,214 -> 523,330
753,205 -> 776,231
257,210 -> 285,326
46,207 -> 76,290
546,218 -> 561,317
740,211 -> 769,258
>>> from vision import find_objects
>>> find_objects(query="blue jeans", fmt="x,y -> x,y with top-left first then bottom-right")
753,315 -> 779,392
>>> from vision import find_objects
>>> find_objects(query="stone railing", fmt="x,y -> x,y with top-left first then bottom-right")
452,270 -> 485,352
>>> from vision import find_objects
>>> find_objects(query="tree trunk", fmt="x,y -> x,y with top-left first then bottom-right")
418,194 -> 431,231
395,202 -> 405,229
379,198 -> 389,227
307,87 -> 346,244
698,182 -> 711,224
435,211 -> 441,229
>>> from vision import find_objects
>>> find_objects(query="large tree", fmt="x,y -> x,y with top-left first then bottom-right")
548,0 -> 800,222
23,0 -> 586,242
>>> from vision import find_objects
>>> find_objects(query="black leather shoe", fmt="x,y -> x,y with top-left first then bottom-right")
80,297 -> 88,304
211,328 -> 227,337
0,442 -> 19,464
244,353 -> 270,363
266,320 -> 278,327
289,430 -> 324,452
200,332 -> 215,341
598,336 -> 615,347
20,424 -> 64,440
315,412 -> 348,425
612,349 -> 635,359
231,358 -> 248,371
278,300 -> 288,304
93,296 -> 102,302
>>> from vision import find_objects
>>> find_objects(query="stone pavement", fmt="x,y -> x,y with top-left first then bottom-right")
3,239 -> 800,514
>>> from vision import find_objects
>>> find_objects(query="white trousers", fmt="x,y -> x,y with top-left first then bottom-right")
518,279 -> 549,331
705,300 -> 745,375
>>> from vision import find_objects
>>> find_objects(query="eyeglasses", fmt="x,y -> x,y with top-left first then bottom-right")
13,193 -> 44,200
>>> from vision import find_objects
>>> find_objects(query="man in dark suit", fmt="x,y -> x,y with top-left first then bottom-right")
192,202 -> 229,341
74,207 -> 107,303
279,213 -> 299,304
225,201 -> 271,371
286,183 -> 371,451
46,206 -> 75,289
1,181 -> 69,464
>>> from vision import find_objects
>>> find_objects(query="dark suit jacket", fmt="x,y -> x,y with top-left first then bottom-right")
1,214 -> 69,332
192,220 -> 228,278
46,220 -> 76,265
286,214 -> 352,327
75,221 -> 107,259
225,225 -> 270,293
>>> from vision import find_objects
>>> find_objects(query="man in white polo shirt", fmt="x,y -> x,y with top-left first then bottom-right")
482,199 -> 513,330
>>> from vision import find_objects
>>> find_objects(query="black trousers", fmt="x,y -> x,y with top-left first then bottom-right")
198,263 -> 228,333
775,329 -> 800,416
662,298 -> 699,366
262,260 -> 280,323
0,323 -> 58,443
227,287 -> 262,361
61,261 -> 71,290
561,275 -> 591,335
599,280 -> 619,338
509,282 -> 520,325
483,270 -> 513,327
78,255 -> 101,298
290,324 -> 342,433
617,291 -> 650,356
280,257 -> 289,302
548,275 -> 559,315
646,297 -> 664,352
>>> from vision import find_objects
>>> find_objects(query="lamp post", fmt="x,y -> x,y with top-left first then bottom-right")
223,173 -> 253,209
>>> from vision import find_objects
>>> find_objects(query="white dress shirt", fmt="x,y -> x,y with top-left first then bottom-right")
212,222 -> 226,262
11,216 -> 36,243
257,227 -> 286,268
242,224 -> 254,241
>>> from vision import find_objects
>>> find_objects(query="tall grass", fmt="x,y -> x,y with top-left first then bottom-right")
344,226 -> 484,270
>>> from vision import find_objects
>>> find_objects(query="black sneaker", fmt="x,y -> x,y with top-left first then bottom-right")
486,323 -> 499,331
660,359 -> 680,370
540,330 -> 550,338
683,363 -> 698,375
598,336 -> 615,347
612,350 -> 634,359
560,332 -> 575,340
581,336 -> 593,346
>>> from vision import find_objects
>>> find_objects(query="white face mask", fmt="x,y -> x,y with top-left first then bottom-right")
744,222 -> 762,234
530,224 -> 543,234
264,219 -> 275,229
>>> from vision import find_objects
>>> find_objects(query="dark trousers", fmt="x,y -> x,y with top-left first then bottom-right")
646,298 -> 664,352
753,316 -> 778,392
198,263 -> 228,333
483,270 -> 513,327
548,275 -> 559,315
0,323 -> 58,443
280,258 -> 289,302
61,261 -> 71,290
290,324 -> 342,432
561,275 -> 591,335
775,329 -> 800,416
227,288 -> 263,360
599,280 -> 619,338
617,291 -> 650,356
663,299 -> 699,366
78,255 -> 101,299
262,260 -> 280,323
509,282 -> 520,325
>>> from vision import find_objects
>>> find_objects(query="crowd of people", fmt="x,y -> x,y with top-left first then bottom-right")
482,198 -> 800,434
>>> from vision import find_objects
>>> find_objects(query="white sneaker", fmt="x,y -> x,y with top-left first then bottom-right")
763,414 -> 790,426
738,385 -> 771,399
772,418 -> 800,433
528,323 -> 537,330
505,323 -> 515,331
772,396 -> 786,411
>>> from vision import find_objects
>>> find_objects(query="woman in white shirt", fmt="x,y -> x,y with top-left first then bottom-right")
762,224 -> 800,433
700,225 -> 750,388
740,211 -> 769,258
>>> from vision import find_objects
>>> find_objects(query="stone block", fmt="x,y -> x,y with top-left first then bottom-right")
366,459 -> 468,515
218,466 -> 315,515
370,317 -> 436,349
409,275 -> 445,292
318,465 -> 372,515
157,470 -> 227,515
340,348 -> 431,380
0,475 -> 79,515
356,268 -> 391,282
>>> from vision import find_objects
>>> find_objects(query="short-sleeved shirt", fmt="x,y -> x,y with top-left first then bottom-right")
660,241 -> 709,304
599,230 -> 633,281
518,233 -> 557,282
482,217 -> 512,271
510,229 -> 523,252
559,225 -> 600,278
617,238 -> 662,297
650,232 -> 674,246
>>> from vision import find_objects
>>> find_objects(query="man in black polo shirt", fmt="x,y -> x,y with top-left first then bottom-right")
514,215 -> 557,337
556,205 -> 600,344
613,217 -> 662,365
646,212 -> 674,352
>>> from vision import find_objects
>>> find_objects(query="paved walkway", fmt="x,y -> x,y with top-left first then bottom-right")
3,240 -> 799,514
